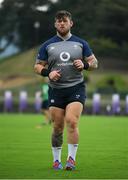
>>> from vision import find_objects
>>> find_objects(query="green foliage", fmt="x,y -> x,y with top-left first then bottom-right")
121,42 -> 128,58
0,48 -> 36,77
0,0 -> 128,57
90,38 -> 119,57
0,47 -> 127,98
0,0 -> 55,50
95,0 -> 128,45
96,74 -> 127,94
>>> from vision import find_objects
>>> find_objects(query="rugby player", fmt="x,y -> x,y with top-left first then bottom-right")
34,10 -> 98,170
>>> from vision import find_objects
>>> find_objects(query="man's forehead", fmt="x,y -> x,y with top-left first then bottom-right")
56,16 -> 70,21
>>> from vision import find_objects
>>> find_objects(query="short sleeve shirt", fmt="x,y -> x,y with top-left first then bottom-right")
36,35 -> 92,89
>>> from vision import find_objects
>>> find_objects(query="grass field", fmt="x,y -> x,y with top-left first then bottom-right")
0,114 -> 128,179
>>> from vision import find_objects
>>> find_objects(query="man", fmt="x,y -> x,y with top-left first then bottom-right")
34,10 -> 98,170
41,78 -> 51,125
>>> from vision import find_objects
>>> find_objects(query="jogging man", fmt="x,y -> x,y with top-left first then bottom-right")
34,10 -> 98,170
41,78 -> 51,125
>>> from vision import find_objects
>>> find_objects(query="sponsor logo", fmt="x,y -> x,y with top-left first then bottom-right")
76,94 -> 80,99
50,46 -> 55,51
60,52 -> 70,62
73,45 -> 78,48
57,62 -> 73,66
51,99 -> 55,103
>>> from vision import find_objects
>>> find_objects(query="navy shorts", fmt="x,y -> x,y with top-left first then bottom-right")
48,82 -> 86,109
42,100 -> 49,109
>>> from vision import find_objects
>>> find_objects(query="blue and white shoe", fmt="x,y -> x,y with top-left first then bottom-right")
53,160 -> 63,170
65,156 -> 75,170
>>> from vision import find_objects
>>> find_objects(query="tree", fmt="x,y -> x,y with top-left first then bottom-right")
0,0 -> 57,50
0,0 -> 128,57
95,0 -> 128,45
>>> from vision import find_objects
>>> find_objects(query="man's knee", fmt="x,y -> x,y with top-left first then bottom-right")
53,122 -> 64,133
65,116 -> 78,130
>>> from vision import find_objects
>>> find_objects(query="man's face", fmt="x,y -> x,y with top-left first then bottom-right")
55,16 -> 73,36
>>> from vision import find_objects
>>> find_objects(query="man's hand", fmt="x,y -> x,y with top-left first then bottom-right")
49,70 -> 61,81
73,59 -> 84,71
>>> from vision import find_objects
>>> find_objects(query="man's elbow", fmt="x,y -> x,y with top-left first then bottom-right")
34,64 -> 39,74
34,64 -> 37,73
93,60 -> 98,69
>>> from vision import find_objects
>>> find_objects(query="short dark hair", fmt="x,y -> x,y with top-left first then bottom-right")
55,10 -> 72,21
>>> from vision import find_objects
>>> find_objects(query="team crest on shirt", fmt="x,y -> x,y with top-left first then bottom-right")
50,46 -> 55,51
76,94 -> 80,99
60,52 -> 70,62
73,45 -> 78,48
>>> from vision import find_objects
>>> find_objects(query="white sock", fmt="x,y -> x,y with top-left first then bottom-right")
67,144 -> 78,160
52,147 -> 62,162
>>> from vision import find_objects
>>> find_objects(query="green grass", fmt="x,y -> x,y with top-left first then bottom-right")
0,114 -> 128,179
0,48 -> 37,77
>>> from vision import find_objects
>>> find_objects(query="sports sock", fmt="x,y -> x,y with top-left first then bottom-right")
52,147 -> 62,162
67,144 -> 78,161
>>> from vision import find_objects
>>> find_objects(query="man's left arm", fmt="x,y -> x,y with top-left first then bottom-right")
85,54 -> 98,71
73,54 -> 98,71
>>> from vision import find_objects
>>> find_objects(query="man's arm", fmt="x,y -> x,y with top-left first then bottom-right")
73,54 -> 98,71
34,60 -> 47,75
34,60 -> 61,81
85,54 -> 98,71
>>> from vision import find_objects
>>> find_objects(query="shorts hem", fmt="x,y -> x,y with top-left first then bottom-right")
67,100 -> 85,108
49,104 -> 65,109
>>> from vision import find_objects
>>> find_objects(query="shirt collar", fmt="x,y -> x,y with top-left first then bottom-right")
57,32 -> 72,41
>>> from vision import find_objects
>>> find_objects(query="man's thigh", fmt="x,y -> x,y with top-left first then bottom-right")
49,106 -> 65,124
65,102 -> 83,120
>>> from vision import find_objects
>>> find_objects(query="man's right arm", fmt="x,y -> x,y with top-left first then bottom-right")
34,60 -> 47,75
34,60 -> 61,81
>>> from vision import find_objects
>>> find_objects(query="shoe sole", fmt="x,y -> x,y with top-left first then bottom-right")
53,168 -> 63,170
53,166 -> 63,170
65,166 -> 75,170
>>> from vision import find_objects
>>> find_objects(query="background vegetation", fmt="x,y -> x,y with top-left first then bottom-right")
0,0 -> 128,111
0,0 -> 128,58
0,49 -> 127,113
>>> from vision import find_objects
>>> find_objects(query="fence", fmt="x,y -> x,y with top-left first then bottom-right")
0,90 -> 128,115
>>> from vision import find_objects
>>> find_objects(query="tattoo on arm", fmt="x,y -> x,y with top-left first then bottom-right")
85,55 -> 98,70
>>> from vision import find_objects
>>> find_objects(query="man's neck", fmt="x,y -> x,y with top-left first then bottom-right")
57,32 -> 72,41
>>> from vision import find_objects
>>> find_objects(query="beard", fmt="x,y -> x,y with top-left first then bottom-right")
57,28 -> 70,37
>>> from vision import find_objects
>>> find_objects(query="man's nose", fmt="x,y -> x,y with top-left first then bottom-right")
60,21 -> 64,25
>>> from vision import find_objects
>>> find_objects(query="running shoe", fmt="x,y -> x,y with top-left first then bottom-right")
65,156 -> 75,170
53,160 -> 63,170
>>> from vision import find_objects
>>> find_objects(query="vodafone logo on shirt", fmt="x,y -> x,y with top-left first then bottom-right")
60,52 -> 70,62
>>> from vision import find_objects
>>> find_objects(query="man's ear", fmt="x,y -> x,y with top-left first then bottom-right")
54,22 -> 57,28
70,20 -> 73,27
